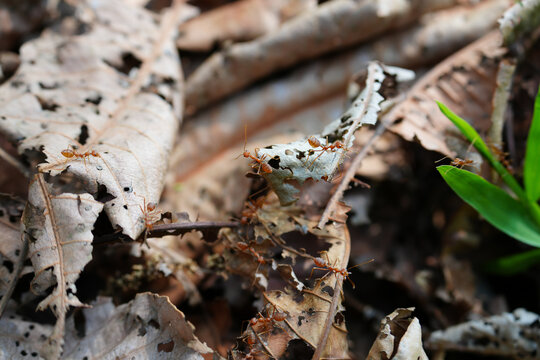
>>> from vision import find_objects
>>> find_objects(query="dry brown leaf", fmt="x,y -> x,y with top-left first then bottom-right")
428,308 -> 540,359
177,0 -> 315,52
225,197 -> 352,359
185,0 -> 456,112
367,308 -> 428,360
62,293 -> 222,360
0,0 -> 188,240
387,30 -> 506,157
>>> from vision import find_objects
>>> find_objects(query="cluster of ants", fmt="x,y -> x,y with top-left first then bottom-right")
241,130 -> 349,175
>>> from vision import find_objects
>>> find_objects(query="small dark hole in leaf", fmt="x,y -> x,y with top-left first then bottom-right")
138,326 -> 147,336
78,125 -> 89,145
105,52 -> 142,75
23,332 -> 29,338
36,96 -> 60,111
148,319 -> 160,329
38,82 -> 59,90
123,205 -> 128,210
20,350 -> 27,356
31,352 -> 37,357
157,340 -> 174,353
3,260 -> 14,272
282,339 -> 314,360
74,309 -> 86,338
84,95 -> 102,106
321,285 -> 334,297
268,157 -> 280,169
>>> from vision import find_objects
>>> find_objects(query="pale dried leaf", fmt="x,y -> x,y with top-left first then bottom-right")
0,0 -> 187,240
0,194 -> 25,296
177,0 -> 315,52
428,308 -> 540,359
387,30 -> 506,157
62,293 -> 221,359
367,308 -> 428,360
22,175 -> 104,356
185,0 -> 455,112
256,62 -> 413,205
0,303 -> 53,359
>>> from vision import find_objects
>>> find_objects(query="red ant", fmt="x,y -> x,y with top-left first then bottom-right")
248,304 -> 287,332
309,253 -> 373,289
61,146 -> 101,169
436,155 -> 478,173
240,197 -> 265,225
237,242 -> 266,266
449,158 -> 475,169
305,136 -> 348,169
242,334 -> 259,360
240,125 -> 272,174
236,241 -> 267,286
489,143 -> 514,174
134,194 -> 161,242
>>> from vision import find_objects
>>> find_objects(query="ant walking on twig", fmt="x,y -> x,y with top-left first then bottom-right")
309,252 -> 374,289
133,193 -> 161,243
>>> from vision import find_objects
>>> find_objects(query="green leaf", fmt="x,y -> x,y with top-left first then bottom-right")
436,102 -> 495,162
524,86 -> 540,202
438,165 -> 540,247
436,102 -> 525,200
484,249 -> 540,275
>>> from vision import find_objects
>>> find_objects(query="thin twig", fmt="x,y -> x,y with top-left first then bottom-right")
0,233 -> 29,319
148,221 -> 239,237
93,221 -> 239,244
311,225 -> 351,360
318,120 -> 388,228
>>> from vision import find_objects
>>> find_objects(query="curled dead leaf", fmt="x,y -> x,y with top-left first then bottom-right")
367,308 -> 428,360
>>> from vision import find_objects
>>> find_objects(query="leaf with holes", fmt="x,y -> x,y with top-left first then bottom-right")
23,174 -> 103,357
62,293 -> 222,360
257,62 -> 414,205
0,0 -> 189,240
0,194 -> 26,297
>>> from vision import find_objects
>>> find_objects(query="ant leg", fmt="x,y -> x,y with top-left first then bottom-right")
309,267 -> 326,280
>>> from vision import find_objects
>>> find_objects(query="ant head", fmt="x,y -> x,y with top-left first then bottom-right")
146,202 -> 156,211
